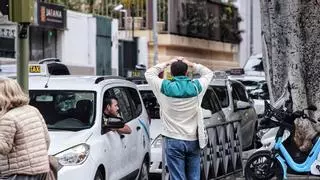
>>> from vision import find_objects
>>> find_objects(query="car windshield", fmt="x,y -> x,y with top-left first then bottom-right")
211,86 -> 229,108
139,90 -> 160,119
29,90 -> 96,131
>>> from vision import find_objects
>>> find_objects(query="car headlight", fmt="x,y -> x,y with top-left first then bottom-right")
151,135 -> 162,149
55,144 -> 90,166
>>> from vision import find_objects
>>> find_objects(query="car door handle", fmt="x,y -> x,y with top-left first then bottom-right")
136,126 -> 141,131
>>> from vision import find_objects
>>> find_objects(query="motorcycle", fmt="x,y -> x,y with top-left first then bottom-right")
244,98 -> 319,179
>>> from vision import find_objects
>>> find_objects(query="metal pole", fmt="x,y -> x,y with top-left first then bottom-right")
17,23 -> 29,93
122,10 -> 128,39
249,0 -> 253,55
131,3 -> 134,40
152,0 -> 158,65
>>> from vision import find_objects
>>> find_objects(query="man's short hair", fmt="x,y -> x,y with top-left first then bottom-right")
103,96 -> 118,109
171,60 -> 188,76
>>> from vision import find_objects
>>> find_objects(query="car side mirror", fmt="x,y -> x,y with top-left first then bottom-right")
202,109 -> 212,119
234,101 -> 251,111
103,117 -> 125,129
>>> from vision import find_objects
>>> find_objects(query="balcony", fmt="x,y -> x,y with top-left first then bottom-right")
44,0 -> 241,44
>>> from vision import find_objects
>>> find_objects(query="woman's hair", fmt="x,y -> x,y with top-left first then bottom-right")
0,78 -> 29,116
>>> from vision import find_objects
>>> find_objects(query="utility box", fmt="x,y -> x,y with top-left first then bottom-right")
9,0 -> 34,23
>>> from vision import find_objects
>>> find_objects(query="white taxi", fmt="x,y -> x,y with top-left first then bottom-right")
28,75 -> 151,180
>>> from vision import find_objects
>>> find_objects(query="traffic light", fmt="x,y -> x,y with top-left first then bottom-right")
0,0 -> 9,15
9,0 -> 34,23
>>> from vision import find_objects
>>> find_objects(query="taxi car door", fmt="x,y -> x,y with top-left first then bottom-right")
231,82 -> 256,148
111,87 -> 141,178
101,88 -> 128,180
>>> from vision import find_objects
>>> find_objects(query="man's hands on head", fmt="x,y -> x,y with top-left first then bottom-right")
165,58 -> 178,67
182,59 -> 195,68
164,56 -> 195,67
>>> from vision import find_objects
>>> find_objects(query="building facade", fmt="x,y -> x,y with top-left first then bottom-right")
234,0 -> 262,67
42,0 -> 241,75
118,0 -> 241,72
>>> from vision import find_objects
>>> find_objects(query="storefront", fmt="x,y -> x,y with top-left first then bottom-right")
30,1 -> 66,61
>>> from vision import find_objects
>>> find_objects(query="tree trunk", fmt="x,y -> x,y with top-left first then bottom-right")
260,0 -> 320,151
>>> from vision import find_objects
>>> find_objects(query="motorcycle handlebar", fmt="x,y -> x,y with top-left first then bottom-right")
259,109 -> 317,130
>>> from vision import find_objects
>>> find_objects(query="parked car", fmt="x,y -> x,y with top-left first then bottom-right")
38,58 -> 70,75
228,73 -> 267,114
210,77 -> 259,150
28,75 -> 150,180
137,84 -> 226,175
0,59 -> 70,78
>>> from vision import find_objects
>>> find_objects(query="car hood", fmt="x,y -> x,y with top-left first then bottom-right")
48,130 -> 93,155
150,119 -> 161,143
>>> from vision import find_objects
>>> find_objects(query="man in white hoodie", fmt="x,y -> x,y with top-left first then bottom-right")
145,57 -> 213,180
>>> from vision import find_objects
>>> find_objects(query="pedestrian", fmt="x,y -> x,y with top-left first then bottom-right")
145,57 -> 213,180
103,97 -> 132,134
0,78 -> 51,180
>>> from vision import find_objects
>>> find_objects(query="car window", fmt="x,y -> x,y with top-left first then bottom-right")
211,86 -> 229,108
211,90 -> 223,112
202,89 -> 221,114
232,83 -> 249,102
126,87 -> 143,118
112,87 -> 133,122
29,90 -> 95,131
140,90 -> 160,119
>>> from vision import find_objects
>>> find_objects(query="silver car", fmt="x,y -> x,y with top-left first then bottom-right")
210,78 -> 258,150
137,84 -> 226,175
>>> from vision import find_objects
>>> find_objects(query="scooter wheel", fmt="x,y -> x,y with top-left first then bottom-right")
245,150 -> 283,180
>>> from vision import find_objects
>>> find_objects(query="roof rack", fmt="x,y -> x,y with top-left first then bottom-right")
94,76 -> 125,84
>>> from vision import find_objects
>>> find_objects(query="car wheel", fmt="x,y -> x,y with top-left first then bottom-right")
94,169 -> 104,180
139,160 -> 149,180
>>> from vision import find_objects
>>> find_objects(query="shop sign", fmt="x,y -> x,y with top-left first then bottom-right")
0,27 -> 15,38
38,2 -> 66,29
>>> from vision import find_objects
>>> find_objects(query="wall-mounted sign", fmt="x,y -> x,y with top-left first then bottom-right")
0,27 -> 15,38
37,2 -> 66,29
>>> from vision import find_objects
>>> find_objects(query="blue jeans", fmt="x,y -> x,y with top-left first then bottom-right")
165,137 -> 200,180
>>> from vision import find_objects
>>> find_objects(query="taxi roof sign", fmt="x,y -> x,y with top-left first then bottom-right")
214,71 -> 228,79
0,64 -> 49,77
227,68 -> 245,75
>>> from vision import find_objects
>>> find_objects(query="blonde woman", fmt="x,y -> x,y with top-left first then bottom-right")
0,78 -> 50,180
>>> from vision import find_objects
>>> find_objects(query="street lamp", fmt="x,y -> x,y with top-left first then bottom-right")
114,4 -> 129,40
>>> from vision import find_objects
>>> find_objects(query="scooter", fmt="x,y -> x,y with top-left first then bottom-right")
255,90 -> 292,151
244,100 -> 319,180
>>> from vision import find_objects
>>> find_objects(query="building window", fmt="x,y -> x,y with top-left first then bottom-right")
0,27 -> 15,58
30,27 -> 57,61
